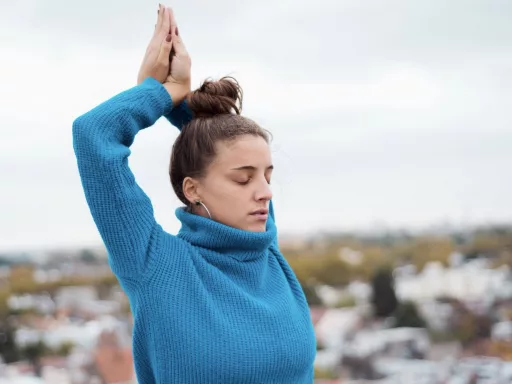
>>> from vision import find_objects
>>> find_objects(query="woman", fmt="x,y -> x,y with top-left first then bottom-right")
72,5 -> 316,383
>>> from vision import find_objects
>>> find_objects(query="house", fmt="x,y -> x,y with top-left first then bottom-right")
417,299 -> 455,332
41,365 -> 71,384
372,357 -> 450,383
315,308 -> 363,349
54,286 -> 98,310
395,260 -> 512,308
92,330 -> 135,384
313,308 -> 363,372
344,327 -> 430,359
0,378 -> 43,384
8,293 -> 55,315
492,321 -> 512,342
310,306 -> 328,327
16,315 -> 131,351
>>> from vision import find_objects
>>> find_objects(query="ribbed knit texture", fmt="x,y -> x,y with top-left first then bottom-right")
72,77 -> 317,384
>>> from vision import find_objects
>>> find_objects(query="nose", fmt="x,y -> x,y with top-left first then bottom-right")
255,178 -> 273,202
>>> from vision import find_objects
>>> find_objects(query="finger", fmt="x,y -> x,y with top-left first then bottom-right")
169,13 -> 188,56
158,7 -> 171,41
153,4 -> 164,37
169,8 -> 177,36
157,38 -> 173,67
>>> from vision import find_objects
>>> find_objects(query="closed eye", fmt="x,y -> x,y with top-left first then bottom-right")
234,174 -> 272,186
236,179 -> 251,185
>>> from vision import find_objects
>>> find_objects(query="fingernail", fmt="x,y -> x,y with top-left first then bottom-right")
175,27 -> 179,36
166,34 -> 172,42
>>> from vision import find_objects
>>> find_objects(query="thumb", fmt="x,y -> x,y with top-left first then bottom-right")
157,37 -> 173,66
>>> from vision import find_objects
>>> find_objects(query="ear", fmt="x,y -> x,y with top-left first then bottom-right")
182,176 -> 201,204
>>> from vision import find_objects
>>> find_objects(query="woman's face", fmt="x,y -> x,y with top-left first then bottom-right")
185,134 -> 273,232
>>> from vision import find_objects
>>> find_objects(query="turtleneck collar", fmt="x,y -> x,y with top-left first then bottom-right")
175,207 -> 277,262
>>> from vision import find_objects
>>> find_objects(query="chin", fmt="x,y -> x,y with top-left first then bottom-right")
246,222 -> 267,233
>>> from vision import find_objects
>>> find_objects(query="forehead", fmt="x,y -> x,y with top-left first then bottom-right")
213,135 -> 272,169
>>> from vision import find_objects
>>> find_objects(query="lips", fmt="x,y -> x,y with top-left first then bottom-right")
250,208 -> 269,220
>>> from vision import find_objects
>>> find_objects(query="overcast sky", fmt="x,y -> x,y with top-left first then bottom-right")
1,0 -> 511,251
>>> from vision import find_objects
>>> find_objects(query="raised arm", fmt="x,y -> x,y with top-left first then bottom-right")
73,5 -> 191,280
73,78 -> 172,279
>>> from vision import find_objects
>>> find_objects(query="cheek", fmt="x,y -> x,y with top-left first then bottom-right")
206,178 -> 239,201
207,180 -> 250,208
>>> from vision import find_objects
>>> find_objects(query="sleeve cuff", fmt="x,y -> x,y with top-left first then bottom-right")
140,77 -> 174,116
164,99 -> 193,131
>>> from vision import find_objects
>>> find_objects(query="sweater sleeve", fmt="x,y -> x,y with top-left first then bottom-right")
72,77 -> 172,279
163,99 -> 193,131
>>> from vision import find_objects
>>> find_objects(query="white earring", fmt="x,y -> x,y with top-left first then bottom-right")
195,200 -> 212,219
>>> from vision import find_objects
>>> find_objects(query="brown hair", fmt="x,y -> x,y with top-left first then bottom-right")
169,76 -> 271,206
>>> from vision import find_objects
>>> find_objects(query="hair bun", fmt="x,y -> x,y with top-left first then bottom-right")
187,76 -> 243,118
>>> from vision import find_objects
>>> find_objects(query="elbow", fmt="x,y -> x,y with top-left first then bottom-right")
72,108 -> 107,148
72,112 -> 100,159
72,113 -> 92,141
72,114 -> 87,146
72,111 -> 126,167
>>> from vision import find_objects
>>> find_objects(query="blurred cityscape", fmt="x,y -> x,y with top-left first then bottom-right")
0,225 -> 511,383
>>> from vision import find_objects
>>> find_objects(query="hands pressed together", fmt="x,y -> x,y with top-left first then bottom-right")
137,4 -> 191,106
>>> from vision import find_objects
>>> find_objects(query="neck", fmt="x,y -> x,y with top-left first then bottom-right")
193,203 -> 211,220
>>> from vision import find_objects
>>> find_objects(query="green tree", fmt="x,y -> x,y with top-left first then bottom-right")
313,256 -> 351,286
371,268 -> 398,318
393,301 -> 426,328
314,367 -> 338,380
334,295 -> 356,308
79,249 -> 98,263
300,282 -> 322,306
0,322 -> 20,363
55,341 -> 74,356
20,339 -> 49,376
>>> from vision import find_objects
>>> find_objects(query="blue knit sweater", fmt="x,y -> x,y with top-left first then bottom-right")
72,77 -> 316,384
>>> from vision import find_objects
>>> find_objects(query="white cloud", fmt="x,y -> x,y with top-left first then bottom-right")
1,0 -> 511,251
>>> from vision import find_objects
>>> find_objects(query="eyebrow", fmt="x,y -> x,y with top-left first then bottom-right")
231,165 -> 274,171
